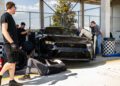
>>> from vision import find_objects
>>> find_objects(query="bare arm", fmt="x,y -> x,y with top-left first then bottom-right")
21,29 -> 30,35
21,31 -> 28,35
2,23 -> 14,44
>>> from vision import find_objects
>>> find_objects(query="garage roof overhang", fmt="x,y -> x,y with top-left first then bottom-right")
69,0 -> 100,5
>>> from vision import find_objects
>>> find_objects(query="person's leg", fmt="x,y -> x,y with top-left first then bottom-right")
7,63 -> 23,85
0,62 -> 22,85
8,63 -> 16,81
1,44 -> 23,85
19,58 -> 32,80
0,45 -> 13,76
25,58 -> 33,75
0,63 -> 12,76
44,59 -> 66,75
31,58 -> 48,76
19,58 -> 48,80
47,62 -> 66,75
24,58 -> 66,76
97,35 -> 102,54
0,62 -> 11,85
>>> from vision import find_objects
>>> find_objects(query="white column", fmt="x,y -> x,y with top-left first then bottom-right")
101,0 -> 111,37
0,0 -> 5,41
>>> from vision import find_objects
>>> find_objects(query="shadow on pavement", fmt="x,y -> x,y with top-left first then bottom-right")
22,70 -> 77,85
64,56 -> 120,69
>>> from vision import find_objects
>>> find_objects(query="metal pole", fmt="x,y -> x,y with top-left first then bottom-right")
99,5 -> 101,27
82,0 -> 84,28
80,0 -> 84,28
29,12 -> 31,29
49,16 -> 51,26
39,0 -> 44,29
43,0 -> 55,13
78,11 -> 80,28
61,14 -> 63,26
89,15 -> 91,26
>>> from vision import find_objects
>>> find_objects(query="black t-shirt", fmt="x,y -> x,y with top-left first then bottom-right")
17,28 -> 27,43
0,12 -> 18,45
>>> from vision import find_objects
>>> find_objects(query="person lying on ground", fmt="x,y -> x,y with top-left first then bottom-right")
18,58 -> 67,80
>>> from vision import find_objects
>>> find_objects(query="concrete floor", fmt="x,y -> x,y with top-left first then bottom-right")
2,56 -> 120,86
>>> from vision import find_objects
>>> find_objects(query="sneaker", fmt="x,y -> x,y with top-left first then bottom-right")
19,74 -> 31,81
9,80 -> 23,86
0,75 -> 2,85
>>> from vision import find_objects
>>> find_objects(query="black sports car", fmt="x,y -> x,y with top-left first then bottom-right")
36,27 -> 95,61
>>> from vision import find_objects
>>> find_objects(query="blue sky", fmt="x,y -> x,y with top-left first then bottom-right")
5,0 -> 100,29
5,0 -> 38,7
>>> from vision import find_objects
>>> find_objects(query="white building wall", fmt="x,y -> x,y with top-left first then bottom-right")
112,5 -> 120,32
111,0 -> 120,40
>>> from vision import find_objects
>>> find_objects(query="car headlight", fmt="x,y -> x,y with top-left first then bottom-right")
45,41 -> 55,45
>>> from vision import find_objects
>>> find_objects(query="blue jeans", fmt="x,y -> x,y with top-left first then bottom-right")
96,35 -> 102,54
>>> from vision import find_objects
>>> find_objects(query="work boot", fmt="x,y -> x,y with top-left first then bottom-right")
9,80 -> 23,86
0,75 -> 2,85
19,74 -> 31,80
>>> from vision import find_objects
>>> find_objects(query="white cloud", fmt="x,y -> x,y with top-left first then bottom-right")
35,2 -> 39,7
49,0 -> 57,5
13,2 -> 40,29
14,2 -> 39,20
15,0 -> 57,12
16,4 -> 39,11
11,0 -> 60,29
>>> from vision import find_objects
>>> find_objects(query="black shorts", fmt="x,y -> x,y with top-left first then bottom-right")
4,44 -> 18,63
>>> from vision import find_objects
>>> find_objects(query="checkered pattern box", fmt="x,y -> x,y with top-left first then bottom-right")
103,38 -> 115,56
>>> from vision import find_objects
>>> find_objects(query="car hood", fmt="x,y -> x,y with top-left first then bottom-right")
41,35 -> 92,44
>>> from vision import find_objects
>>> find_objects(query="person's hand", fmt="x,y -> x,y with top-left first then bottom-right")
28,29 -> 31,32
10,43 -> 18,51
26,29 -> 31,35
24,29 -> 28,33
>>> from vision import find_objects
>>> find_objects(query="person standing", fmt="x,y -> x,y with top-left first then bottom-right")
0,1 -> 22,86
17,22 -> 29,47
90,21 -> 102,55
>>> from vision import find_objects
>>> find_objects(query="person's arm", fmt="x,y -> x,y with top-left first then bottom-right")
21,31 -> 28,35
21,30 -> 30,35
2,23 -> 14,44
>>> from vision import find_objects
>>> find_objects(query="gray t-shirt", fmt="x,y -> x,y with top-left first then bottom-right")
91,25 -> 101,36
